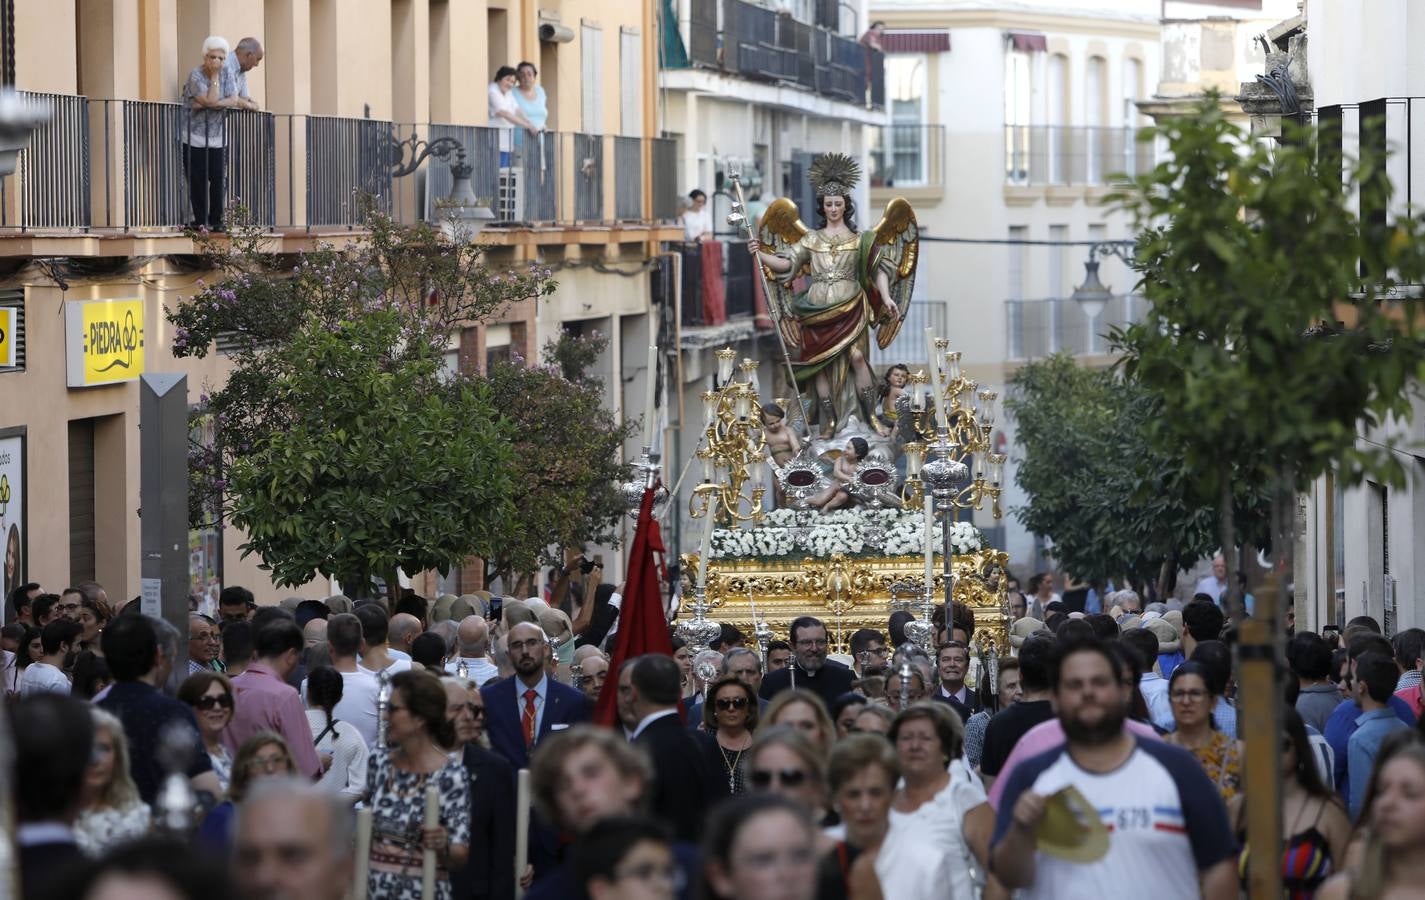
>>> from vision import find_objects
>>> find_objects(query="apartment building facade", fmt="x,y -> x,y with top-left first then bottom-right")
0,0 -> 681,603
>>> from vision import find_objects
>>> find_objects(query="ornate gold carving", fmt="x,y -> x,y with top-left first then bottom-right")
681,550 -> 1011,657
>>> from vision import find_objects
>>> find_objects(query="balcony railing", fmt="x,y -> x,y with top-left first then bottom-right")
0,91 -> 90,229
305,114 -> 395,227
1006,294 -> 1145,359
682,0 -> 884,109
868,124 -> 945,189
1004,126 -> 1154,186
0,101 -> 678,234
651,137 -> 679,221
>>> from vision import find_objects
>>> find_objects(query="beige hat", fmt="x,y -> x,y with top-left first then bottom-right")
1037,785 -> 1110,863
430,594 -> 459,623
448,596 -> 475,621
1143,617 -> 1181,654
1164,609 -> 1184,635
1010,617 -> 1046,648
324,595 -> 353,614
459,593 -> 489,618
1117,614 -> 1142,633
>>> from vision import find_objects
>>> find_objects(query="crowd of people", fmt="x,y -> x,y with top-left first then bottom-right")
5,564 -> 1425,900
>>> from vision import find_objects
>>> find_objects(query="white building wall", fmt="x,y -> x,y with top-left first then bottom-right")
1291,1 -> 1425,634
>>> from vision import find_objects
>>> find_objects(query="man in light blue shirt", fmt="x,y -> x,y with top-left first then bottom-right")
223,37 -> 263,111
1347,652 -> 1410,820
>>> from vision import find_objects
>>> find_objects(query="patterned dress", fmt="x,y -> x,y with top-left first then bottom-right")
365,748 -> 471,900
1182,729 -> 1243,803
75,802 -> 151,856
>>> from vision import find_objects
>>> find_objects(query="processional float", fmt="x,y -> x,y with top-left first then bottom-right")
630,153 -> 1013,696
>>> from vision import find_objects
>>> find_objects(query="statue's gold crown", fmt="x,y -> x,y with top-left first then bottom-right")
809,153 -> 861,198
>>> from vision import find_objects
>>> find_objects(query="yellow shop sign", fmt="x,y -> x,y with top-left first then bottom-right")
0,307 -> 14,368
65,299 -> 146,387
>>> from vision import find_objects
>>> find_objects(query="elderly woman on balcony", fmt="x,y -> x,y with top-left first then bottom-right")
182,35 -> 245,231
488,65 -> 540,168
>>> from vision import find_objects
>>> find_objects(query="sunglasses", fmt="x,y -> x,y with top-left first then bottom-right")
750,768 -> 808,788
194,694 -> 234,710
715,696 -> 749,711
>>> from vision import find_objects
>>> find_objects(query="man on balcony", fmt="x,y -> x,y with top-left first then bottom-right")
225,37 -> 264,112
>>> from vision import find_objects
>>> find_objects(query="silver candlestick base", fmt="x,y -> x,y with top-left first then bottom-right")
620,448 -> 669,519
676,589 -> 722,653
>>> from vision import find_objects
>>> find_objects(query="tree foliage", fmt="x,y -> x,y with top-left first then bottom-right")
1109,96 -> 1425,608
477,332 -> 636,585
1006,353 -> 1268,593
167,209 -> 559,595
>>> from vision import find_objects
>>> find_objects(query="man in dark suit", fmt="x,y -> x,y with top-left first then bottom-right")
445,677 -> 515,900
629,653 -> 716,842
931,639 -> 982,723
480,621 -> 588,881
481,622 -> 590,769
14,693 -> 93,900
757,615 -> 855,708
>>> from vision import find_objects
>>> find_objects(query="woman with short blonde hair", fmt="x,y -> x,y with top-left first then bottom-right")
761,689 -> 835,758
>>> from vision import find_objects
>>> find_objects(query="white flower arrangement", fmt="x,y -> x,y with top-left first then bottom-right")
708,508 -> 983,561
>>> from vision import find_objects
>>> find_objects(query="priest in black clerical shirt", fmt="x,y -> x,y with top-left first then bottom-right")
758,615 -> 855,707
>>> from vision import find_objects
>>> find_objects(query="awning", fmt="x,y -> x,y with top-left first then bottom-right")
1007,31 -> 1047,52
881,30 -> 951,54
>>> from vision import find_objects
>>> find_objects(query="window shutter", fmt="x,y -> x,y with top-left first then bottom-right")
582,23 -> 604,135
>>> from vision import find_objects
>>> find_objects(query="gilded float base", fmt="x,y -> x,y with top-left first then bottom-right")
683,549 -> 1011,657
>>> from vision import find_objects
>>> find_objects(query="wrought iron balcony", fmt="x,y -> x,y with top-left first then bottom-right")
868,124 -> 946,190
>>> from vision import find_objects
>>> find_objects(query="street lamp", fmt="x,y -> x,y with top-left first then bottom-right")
0,90 -> 50,177
391,133 -> 494,242
1071,241 -> 1134,355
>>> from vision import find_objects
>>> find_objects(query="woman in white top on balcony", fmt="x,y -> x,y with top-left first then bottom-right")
182,36 -> 245,231
488,65 -> 539,168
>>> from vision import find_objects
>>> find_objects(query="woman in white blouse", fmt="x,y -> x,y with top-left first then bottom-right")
74,708 -> 151,855
887,702 -> 997,899
306,665 -> 369,802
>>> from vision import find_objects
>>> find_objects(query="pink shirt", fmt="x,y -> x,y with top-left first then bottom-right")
987,717 -> 1160,809
1395,685 -> 1423,719
224,662 -> 322,779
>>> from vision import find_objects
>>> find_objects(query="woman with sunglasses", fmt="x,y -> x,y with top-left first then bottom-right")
701,676 -> 760,797
1165,660 -> 1243,803
364,669 -> 470,900
1232,707 -> 1349,900
178,671 -> 237,791
747,725 -> 838,841
197,731 -> 298,854
305,665 -> 369,802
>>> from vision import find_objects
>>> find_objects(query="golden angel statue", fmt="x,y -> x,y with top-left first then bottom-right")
747,153 -> 920,439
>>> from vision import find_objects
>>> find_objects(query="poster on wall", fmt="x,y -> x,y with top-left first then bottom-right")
0,432 -> 25,615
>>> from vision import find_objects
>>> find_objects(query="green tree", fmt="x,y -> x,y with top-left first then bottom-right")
167,209 -> 557,597
1109,97 -> 1425,614
477,332 -> 636,587
1006,353 -> 1268,595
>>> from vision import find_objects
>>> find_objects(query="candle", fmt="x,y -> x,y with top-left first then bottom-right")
923,494 -> 935,596
353,808 -> 372,900
924,327 -> 946,425
422,785 -> 439,900
642,343 -> 658,450
515,769 -> 532,900
697,505 -> 717,592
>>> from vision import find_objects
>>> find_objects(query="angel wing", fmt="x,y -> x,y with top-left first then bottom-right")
869,197 -> 920,350
756,198 -> 810,349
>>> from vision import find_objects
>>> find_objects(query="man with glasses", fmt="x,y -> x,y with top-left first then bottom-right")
481,621 -> 588,772
757,616 -> 854,707
219,585 -> 256,624
445,675 -> 517,900
687,648 -> 768,729
188,613 -> 224,674
54,588 -> 84,622
849,628 -> 889,678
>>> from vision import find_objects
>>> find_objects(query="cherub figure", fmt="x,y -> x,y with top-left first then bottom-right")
810,437 -> 868,513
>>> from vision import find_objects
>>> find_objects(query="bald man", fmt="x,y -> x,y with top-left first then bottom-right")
578,654 -> 609,703
479,622 -> 589,771
446,616 -> 499,686
386,613 -> 422,662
